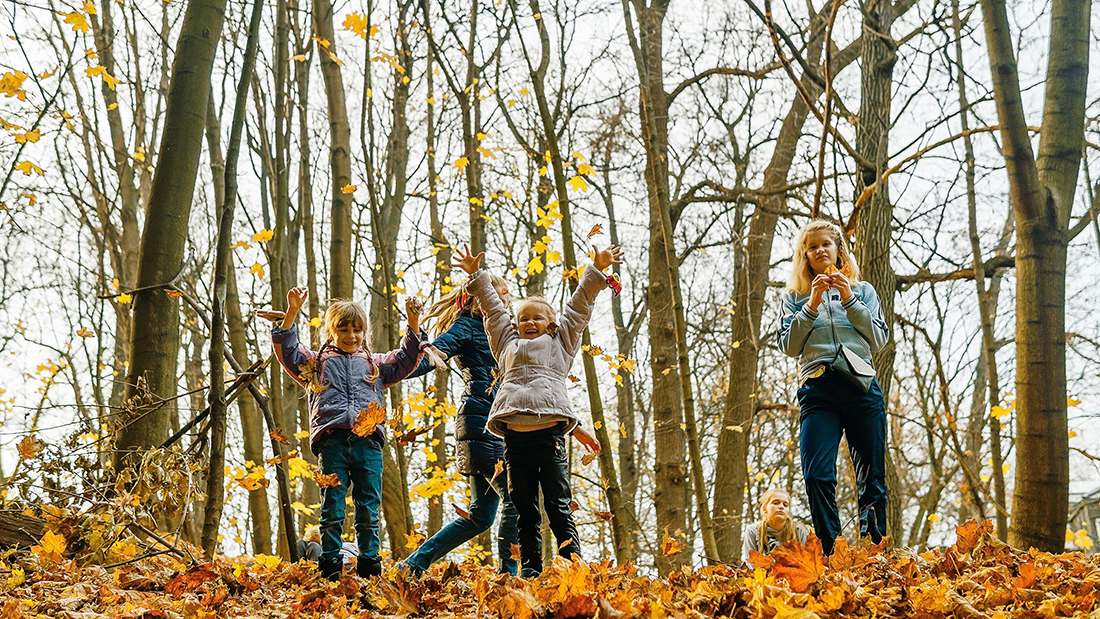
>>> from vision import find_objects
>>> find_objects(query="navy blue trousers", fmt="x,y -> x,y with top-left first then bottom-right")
798,369 -> 887,555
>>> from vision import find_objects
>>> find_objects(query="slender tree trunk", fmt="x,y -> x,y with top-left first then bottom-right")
980,0 -> 1090,552
117,0 -> 228,469
313,0 -> 354,298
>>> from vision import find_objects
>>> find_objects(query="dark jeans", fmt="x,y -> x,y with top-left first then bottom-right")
316,430 -> 383,565
403,470 -> 519,575
798,369 -> 887,555
504,426 -> 580,577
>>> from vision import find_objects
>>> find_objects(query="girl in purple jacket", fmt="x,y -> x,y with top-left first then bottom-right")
260,286 -> 423,580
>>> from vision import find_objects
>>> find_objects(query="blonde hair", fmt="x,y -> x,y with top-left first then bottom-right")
423,274 -> 508,336
304,525 -> 321,543
757,487 -> 799,551
786,219 -> 861,294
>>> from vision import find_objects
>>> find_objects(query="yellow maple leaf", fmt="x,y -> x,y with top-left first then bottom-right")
252,229 -> 274,243
576,162 -> 594,176
568,176 -> 589,193
33,530 -> 66,563
117,292 -> 132,304
63,11 -> 90,33
253,554 -> 282,568
14,129 -> 40,144
453,156 -> 469,169
527,255 -> 544,275
251,262 -> 265,278
342,184 -> 357,194
14,161 -> 44,176
76,327 -> 95,338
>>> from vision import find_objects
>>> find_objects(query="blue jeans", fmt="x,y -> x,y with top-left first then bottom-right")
798,369 -> 887,555
317,430 -> 383,564
404,471 -> 519,575
504,426 -> 580,577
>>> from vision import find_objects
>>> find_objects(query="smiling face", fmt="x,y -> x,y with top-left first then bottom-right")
804,229 -> 839,277
331,320 -> 366,353
516,302 -> 552,339
762,491 -> 791,530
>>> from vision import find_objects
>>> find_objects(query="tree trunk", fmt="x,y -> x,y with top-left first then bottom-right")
853,0 -> 899,546
313,0 -> 354,298
980,0 -> 1090,552
117,0 -> 227,469
623,0 -> 689,574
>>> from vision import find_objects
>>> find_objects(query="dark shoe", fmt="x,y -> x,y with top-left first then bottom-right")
357,555 -> 382,578
319,558 -> 342,581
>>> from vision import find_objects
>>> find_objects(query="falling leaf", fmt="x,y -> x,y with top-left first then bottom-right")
593,510 -> 613,522
165,289 -> 183,299
490,459 -> 504,484
568,176 -> 588,192
661,533 -> 684,558
251,262 -> 265,278
567,374 -> 581,383
341,184 -> 357,194
587,224 -> 604,238
527,255 -> 544,275
352,402 -> 386,437
405,531 -> 426,549
17,435 -> 42,459
63,11 -> 90,33
452,502 -> 470,520
117,292 -> 132,304
269,427 -> 291,445
558,538 -> 574,550
453,157 -> 469,169
510,543 -> 522,560
76,327 -> 95,338
252,229 -> 274,243
14,160 -> 44,176
313,471 -> 342,488
581,453 -> 596,466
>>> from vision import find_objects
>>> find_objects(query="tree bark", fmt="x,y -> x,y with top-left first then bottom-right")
117,0 -> 227,470
980,0 -> 1090,552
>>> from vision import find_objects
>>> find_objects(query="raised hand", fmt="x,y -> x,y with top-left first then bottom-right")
286,286 -> 308,312
592,244 -> 625,271
405,296 -> 423,333
452,244 -> 485,275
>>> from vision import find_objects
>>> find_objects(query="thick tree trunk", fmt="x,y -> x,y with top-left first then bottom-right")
117,0 -> 227,469
853,0 -> 900,546
980,0 -> 1089,552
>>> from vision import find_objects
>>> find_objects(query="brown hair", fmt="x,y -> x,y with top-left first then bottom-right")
317,299 -> 377,386
786,219 -> 862,294
757,487 -> 799,552
513,297 -> 557,325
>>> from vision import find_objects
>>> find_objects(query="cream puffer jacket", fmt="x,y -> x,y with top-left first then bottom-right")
467,266 -> 608,437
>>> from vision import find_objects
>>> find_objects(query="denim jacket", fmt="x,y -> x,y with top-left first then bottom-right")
272,324 -> 422,454
777,281 -> 889,383
468,266 -> 608,437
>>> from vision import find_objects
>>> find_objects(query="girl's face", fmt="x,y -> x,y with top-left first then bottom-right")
331,321 -> 366,353
516,304 -> 550,339
495,283 -> 511,309
804,230 -> 839,276
763,493 -> 791,530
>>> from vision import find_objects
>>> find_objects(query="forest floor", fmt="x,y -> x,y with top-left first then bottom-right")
0,521 -> 1097,618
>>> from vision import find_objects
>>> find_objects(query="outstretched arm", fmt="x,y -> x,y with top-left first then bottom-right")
454,244 -> 517,358
557,245 -> 624,356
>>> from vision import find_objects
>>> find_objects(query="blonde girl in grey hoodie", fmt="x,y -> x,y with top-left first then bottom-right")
454,243 -> 623,577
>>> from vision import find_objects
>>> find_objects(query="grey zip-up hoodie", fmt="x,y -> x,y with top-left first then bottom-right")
467,266 -> 608,437
777,281 -> 889,383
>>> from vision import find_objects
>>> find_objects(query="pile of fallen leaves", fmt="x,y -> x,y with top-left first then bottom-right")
1,520 -> 1099,618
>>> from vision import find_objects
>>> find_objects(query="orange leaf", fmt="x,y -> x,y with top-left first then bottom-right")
581,453 -> 596,466
593,510 -> 613,522
313,471 -> 342,488
490,459 -> 505,484
567,374 -> 581,383
587,224 -> 603,238
769,533 -> 825,593
748,548 -> 773,569
269,428 -> 291,445
829,535 -> 852,570
396,423 -> 435,446
165,564 -> 218,597
559,538 -> 575,550
569,500 -> 580,512
953,519 -> 993,554
1013,560 -> 1037,589
510,543 -> 522,561
661,533 -> 684,558
452,502 -> 470,520
17,435 -> 42,459
352,402 -> 386,437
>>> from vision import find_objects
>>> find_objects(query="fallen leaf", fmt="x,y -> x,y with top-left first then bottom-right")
769,533 -> 826,593
352,402 -> 386,437
313,471 -> 342,488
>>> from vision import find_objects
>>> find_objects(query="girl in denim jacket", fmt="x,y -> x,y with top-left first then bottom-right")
453,243 -> 621,577
260,286 -> 423,580
777,220 -> 889,555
